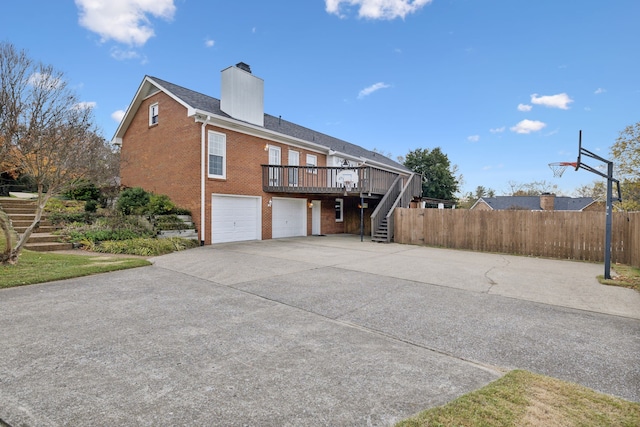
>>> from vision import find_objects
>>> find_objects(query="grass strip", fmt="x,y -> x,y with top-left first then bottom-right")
0,250 -> 150,289
396,370 -> 640,427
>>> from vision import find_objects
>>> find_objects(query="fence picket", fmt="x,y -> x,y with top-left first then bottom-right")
394,209 -> 640,267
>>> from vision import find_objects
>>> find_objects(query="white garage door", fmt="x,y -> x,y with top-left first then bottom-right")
272,198 -> 307,239
211,195 -> 261,243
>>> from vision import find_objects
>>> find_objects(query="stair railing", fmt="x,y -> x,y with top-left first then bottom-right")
370,175 -> 403,242
371,174 -> 422,243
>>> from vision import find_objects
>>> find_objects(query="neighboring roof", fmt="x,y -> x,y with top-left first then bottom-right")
114,75 -> 409,173
473,196 -> 596,211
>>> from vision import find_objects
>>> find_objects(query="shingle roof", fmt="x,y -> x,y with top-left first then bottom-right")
147,76 -> 409,172
477,196 -> 595,211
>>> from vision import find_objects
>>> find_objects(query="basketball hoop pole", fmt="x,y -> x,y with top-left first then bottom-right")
573,130 -> 622,279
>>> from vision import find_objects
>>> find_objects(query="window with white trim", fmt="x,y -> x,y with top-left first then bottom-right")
335,198 -> 343,222
208,131 -> 226,178
306,154 -> 318,174
149,103 -> 158,126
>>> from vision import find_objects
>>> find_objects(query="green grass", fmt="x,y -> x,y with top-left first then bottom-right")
396,370 -> 640,427
600,264 -> 640,292
0,249 -> 151,289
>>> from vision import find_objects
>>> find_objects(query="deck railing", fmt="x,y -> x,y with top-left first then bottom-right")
261,165 -> 399,195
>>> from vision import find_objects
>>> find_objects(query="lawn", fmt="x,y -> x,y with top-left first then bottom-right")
396,370 -> 640,427
0,249 -> 151,288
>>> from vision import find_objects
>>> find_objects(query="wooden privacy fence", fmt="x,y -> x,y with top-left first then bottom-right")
394,208 -> 640,267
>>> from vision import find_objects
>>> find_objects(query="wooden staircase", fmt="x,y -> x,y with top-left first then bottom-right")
0,197 -> 73,252
371,217 -> 390,243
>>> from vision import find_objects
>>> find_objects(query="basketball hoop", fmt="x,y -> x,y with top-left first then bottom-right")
548,162 -> 577,178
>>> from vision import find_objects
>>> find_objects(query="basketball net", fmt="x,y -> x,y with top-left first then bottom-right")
548,162 -> 577,178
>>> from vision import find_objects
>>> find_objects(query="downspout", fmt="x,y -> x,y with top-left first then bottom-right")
199,116 -> 211,246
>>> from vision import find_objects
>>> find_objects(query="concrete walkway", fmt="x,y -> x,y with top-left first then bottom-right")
1,236 -> 639,426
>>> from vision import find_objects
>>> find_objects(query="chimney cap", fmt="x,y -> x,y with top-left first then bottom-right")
236,62 -> 251,73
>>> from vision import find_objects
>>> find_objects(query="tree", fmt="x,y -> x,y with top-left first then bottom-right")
574,181 -> 606,199
505,180 -> 559,196
611,122 -> 640,179
403,147 -> 459,200
610,122 -> 640,211
0,42 -> 118,264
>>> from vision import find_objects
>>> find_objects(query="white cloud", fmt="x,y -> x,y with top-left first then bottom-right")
530,93 -> 573,110
510,119 -> 546,134
490,126 -> 505,134
28,72 -> 62,90
75,0 -> 176,46
357,82 -> 390,99
517,103 -> 532,112
467,135 -> 480,142
205,38 -> 215,48
594,88 -> 606,94
74,101 -> 97,110
112,109 -> 126,123
110,47 -> 141,61
325,0 -> 432,20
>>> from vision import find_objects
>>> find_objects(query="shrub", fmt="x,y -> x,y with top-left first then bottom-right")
49,212 -> 95,225
59,215 -> 154,244
64,180 -> 100,201
117,187 -> 151,215
85,199 -> 98,213
147,194 -> 176,215
45,198 -> 85,214
94,237 -> 198,256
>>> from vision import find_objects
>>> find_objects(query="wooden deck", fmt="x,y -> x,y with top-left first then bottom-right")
261,165 -> 399,195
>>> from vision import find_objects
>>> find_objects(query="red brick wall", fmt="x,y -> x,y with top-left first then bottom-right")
120,91 -> 334,244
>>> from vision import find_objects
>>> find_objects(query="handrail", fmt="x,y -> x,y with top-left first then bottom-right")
370,175 -> 403,242
261,165 -> 398,195
370,173 -> 421,243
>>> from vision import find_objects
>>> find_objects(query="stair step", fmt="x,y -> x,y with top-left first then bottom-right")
10,219 -> 53,227
26,233 -> 63,243
25,242 -> 74,252
14,225 -> 59,234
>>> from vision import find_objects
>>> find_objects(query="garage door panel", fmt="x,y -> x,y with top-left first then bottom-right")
272,198 -> 306,239
212,195 -> 261,243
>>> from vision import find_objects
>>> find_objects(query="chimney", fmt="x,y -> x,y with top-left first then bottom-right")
220,62 -> 264,127
540,193 -> 555,211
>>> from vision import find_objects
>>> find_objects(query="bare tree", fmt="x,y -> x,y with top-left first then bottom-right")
0,42 -> 117,264
504,180 -> 560,196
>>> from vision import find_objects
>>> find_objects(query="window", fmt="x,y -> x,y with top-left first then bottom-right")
306,154 -> 318,174
335,198 -> 343,222
288,150 -> 299,187
149,103 -> 158,126
268,145 -> 281,186
208,131 -> 226,178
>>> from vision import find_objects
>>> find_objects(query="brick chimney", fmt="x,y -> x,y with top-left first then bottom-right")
540,193 -> 555,211
220,62 -> 264,127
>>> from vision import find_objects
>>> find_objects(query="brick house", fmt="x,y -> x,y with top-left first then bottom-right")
114,63 -> 421,245
470,193 -> 604,211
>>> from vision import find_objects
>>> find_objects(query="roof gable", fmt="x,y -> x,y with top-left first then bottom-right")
114,75 -> 409,173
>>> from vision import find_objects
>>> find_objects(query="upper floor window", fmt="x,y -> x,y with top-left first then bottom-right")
149,103 -> 159,126
306,154 -> 318,174
208,131 -> 226,179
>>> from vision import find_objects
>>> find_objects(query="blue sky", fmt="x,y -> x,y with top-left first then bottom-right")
2,0 -> 638,196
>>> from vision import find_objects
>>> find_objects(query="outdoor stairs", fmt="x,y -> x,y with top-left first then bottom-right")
0,197 -> 73,252
371,217 -> 390,243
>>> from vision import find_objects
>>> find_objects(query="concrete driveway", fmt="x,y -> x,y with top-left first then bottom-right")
1,235 -> 639,426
